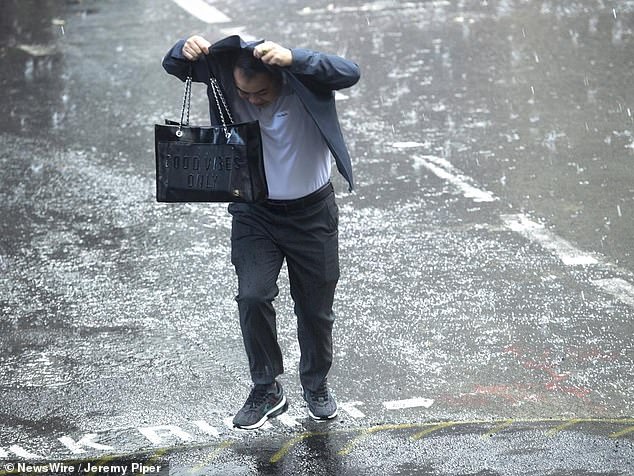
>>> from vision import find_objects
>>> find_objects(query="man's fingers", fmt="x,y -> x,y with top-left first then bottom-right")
183,42 -> 201,61
253,41 -> 275,59
254,42 -> 292,67
264,53 -> 284,67
183,35 -> 211,61
260,50 -> 274,63
193,37 -> 211,55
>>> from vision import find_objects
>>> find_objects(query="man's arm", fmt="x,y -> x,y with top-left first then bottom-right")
254,41 -> 360,91
289,48 -> 360,91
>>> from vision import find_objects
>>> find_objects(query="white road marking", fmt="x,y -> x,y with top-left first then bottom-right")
400,152 -> 629,307
340,401 -> 366,418
592,278 -> 634,308
58,434 -> 114,454
383,398 -> 435,410
411,154 -> 497,202
501,214 -> 599,266
171,0 -> 231,23
0,445 -> 43,459
192,420 -> 221,437
137,425 -> 194,446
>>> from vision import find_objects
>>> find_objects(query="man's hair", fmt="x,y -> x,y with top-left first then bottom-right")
233,49 -> 281,81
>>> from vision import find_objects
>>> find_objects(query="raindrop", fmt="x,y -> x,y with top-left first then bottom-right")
522,28 -> 526,38
613,8 -> 617,19
530,86 -> 535,95
533,52 -> 540,63
24,58 -> 34,81
617,205 -> 622,217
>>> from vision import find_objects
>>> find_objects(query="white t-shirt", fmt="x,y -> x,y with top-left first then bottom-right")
233,82 -> 332,200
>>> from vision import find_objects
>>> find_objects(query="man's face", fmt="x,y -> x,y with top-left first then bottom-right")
233,68 -> 280,107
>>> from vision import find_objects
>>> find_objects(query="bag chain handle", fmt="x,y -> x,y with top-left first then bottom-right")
176,60 -> 236,141
210,77 -> 234,140
176,75 -> 192,138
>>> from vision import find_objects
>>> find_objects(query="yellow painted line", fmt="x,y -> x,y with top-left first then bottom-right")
610,426 -> 634,439
187,441 -> 234,473
482,419 -> 515,439
336,430 -> 372,457
338,423 -> 422,456
2,416 -> 634,473
312,417 -> 634,460
270,432 -> 318,463
133,448 -> 168,476
411,421 -> 456,440
546,419 -> 584,436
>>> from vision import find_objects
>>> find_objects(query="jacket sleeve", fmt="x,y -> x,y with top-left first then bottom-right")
288,48 -> 360,91
162,39 -> 211,84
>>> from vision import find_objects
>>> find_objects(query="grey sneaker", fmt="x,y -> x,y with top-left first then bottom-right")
303,379 -> 338,421
233,381 -> 288,430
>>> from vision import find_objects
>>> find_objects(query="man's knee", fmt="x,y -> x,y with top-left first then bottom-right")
236,283 -> 278,308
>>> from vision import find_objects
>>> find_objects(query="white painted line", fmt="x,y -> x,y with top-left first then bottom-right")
58,434 -> 114,454
501,214 -> 599,266
340,401 -> 366,418
383,398 -> 434,410
171,0 -> 231,23
137,425 -> 194,446
592,278 -> 634,308
192,420 -> 221,437
0,445 -> 44,459
411,154 -> 497,202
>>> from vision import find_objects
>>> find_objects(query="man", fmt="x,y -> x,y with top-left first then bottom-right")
162,35 -> 360,430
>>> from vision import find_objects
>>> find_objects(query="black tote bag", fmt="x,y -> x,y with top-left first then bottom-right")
154,67 -> 268,203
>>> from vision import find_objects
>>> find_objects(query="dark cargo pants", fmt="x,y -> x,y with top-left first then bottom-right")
227,183 -> 339,392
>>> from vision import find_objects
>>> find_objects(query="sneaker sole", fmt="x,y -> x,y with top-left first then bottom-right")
234,395 -> 288,430
307,407 -> 338,421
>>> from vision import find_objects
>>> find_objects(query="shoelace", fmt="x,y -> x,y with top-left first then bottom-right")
310,381 -> 330,402
246,384 -> 274,408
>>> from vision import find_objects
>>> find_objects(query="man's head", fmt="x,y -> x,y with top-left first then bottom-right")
233,49 -> 282,107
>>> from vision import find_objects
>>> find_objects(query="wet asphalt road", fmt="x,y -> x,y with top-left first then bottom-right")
1,0 -> 633,474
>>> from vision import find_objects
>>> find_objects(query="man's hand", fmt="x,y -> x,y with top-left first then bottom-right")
182,35 -> 211,61
253,41 -> 293,67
